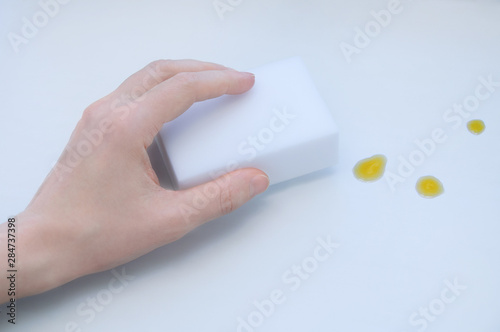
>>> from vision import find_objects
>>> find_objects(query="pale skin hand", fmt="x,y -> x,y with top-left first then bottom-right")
0,60 -> 269,304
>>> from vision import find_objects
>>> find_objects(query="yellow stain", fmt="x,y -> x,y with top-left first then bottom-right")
467,119 -> 485,135
353,154 -> 387,182
416,176 -> 444,198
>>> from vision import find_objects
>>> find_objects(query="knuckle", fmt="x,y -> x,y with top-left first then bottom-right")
147,59 -> 166,68
170,71 -> 197,88
147,59 -> 172,74
218,184 -> 235,215
76,98 -> 126,143
81,100 -> 106,122
149,58 -> 172,68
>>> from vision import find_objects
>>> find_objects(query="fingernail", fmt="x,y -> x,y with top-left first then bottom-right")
250,174 -> 269,198
244,72 -> 255,77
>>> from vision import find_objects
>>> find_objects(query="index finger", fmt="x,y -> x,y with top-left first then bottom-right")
134,69 -> 255,146
111,59 -> 229,101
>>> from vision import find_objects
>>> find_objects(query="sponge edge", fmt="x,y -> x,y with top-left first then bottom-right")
156,56 -> 339,190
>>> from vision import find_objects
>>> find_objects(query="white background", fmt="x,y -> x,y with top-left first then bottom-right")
1,0 -> 499,331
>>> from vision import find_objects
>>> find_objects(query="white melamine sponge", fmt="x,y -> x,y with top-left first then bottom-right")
156,56 -> 339,190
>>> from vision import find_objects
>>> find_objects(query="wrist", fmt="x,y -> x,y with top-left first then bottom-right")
0,211 -> 76,303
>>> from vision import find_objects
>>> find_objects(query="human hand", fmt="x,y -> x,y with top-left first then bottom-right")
0,60 -> 269,303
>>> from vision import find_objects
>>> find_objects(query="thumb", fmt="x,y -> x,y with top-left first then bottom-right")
174,168 -> 269,229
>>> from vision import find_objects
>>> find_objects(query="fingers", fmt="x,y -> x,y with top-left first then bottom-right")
111,59 -> 228,101
135,69 -> 255,145
170,168 -> 269,231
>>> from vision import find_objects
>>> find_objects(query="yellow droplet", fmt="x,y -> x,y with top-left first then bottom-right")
353,154 -> 387,182
416,176 -> 444,198
467,119 -> 485,135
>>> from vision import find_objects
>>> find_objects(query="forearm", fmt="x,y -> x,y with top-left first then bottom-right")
0,212 -> 70,304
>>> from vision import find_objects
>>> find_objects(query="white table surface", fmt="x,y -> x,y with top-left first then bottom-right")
1,1 -> 499,331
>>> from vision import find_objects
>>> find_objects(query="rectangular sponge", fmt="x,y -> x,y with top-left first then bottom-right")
156,56 -> 339,190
